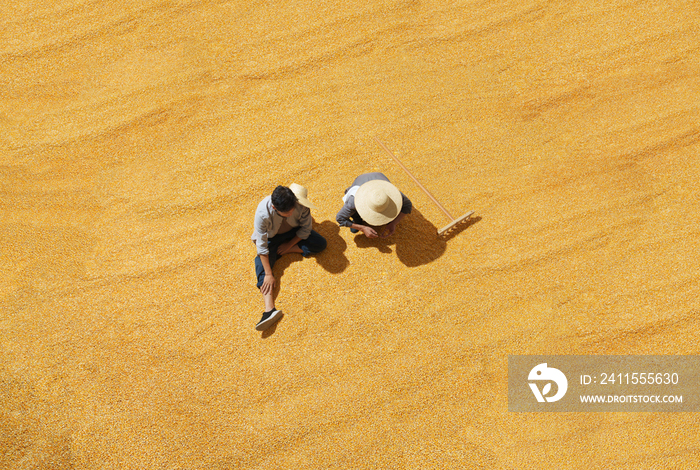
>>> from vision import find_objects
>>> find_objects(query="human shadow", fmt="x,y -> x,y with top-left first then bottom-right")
269,219 -> 349,278
312,219 -> 350,274
260,218 -> 348,337
353,209 -> 480,267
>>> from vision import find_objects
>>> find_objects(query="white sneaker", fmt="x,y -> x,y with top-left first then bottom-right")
255,309 -> 282,331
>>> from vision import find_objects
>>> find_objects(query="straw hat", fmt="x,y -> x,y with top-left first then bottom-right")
289,183 -> 317,210
354,180 -> 403,226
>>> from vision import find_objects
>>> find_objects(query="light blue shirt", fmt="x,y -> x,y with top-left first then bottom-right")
251,196 -> 312,255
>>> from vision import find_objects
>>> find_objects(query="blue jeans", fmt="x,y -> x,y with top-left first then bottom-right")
254,230 -> 327,288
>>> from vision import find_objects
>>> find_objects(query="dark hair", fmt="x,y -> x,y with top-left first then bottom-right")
271,186 -> 297,212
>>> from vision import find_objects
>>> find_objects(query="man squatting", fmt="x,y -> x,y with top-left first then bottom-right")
336,172 -> 412,238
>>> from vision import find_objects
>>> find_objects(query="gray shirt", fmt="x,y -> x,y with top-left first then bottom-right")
336,172 -> 412,227
251,196 -> 312,255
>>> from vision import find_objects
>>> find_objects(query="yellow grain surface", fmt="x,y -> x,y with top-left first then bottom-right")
2,0 -> 700,468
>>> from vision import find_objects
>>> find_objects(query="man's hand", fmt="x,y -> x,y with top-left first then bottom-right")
261,274 -> 275,295
276,236 -> 303,255
380,222 -> 397,238
380,213 -> 405,237
277,241 -> 293,255
362,226 -> 379,238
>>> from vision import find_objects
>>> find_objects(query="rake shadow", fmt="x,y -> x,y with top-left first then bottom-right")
441,215 -> 481,242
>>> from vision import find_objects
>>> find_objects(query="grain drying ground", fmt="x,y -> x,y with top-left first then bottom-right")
1,0 -> 699,468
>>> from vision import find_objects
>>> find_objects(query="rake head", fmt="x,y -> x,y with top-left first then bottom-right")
438,211 -> 475,236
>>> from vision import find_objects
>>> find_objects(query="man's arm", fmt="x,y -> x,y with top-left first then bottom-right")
337,197 -> 378,238
352,223 -> 378,238
400,192 -> 413,215
278,205 -> 310,254
259,253 -> 275,295
295,206 -> 312,238
278,235 -> 302,255
253,208 -> 272,256
336,200 -> 355,228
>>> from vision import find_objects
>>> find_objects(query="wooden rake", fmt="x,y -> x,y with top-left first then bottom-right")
374,138 -> 474,236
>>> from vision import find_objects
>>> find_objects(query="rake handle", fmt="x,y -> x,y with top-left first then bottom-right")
374,138 -> 455,221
